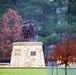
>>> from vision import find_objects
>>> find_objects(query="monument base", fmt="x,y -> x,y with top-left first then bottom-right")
10,42 -> 45,67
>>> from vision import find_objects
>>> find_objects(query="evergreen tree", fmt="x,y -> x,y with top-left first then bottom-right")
67,0 -> 76,38
15,0 -> 69,55
0,0 -> 76,55
0,0 -> 16,21
68,0 -> 76,25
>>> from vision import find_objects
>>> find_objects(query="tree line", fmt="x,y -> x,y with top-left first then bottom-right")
0,0 -> 76,62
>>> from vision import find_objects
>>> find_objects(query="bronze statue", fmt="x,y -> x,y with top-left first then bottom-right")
22,20 -> 35,41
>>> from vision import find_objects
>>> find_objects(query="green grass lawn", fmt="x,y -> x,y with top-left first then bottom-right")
0,68 -> 76,75
49,68 -> 76,75
0,68 -> 47,75
53,68 -> 76,75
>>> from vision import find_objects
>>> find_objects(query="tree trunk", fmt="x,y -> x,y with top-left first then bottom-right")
52,62 -> 53,75
56,66 -> 58,75
65,64 -> 67,75
52,65 -> 53,75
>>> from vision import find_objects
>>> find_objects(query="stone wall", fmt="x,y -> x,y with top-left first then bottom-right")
10,42 -> 45,67
0,63 -> 10,67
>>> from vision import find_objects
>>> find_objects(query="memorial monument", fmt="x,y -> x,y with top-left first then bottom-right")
10,20 -> 45,67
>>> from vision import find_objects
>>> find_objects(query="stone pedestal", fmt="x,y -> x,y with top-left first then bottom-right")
10,42 -> 45,67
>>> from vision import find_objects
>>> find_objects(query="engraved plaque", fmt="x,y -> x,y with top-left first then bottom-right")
14,49 -> 21,56
31,51 -> 36,56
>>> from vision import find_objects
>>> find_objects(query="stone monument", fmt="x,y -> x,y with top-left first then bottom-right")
10,20 -> 45,67
10,42 -> 45,67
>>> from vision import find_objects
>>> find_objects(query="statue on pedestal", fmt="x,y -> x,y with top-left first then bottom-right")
10,20 -> 45,67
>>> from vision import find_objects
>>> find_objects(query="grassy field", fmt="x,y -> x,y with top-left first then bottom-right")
52,68 -> 76,75
0,68 -> 76,75
0,68 -> 47,75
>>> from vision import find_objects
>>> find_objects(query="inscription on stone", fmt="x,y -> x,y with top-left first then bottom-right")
31,51 -> 36,56
14,49 -> 21,56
